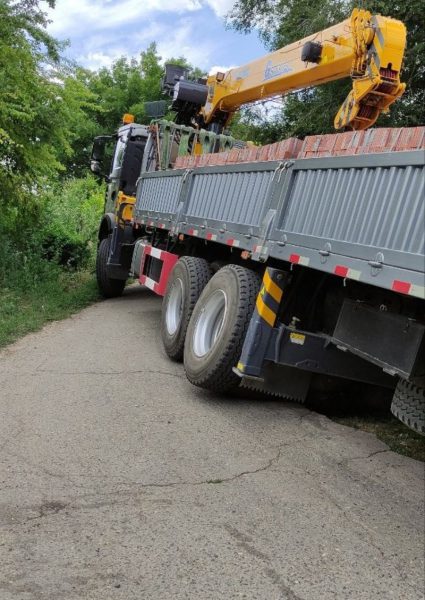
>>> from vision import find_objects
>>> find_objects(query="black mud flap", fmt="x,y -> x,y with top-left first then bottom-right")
332,300 -> 425,379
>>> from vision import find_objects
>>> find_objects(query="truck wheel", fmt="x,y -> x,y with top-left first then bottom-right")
161,257 -> 212,361
391,379 -> 425,435
96,237 -> 126,298
184,264 -> 261,392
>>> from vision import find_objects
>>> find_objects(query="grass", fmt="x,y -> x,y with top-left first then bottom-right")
331,414 -> 425,462
0,269 -> 100,348
307,385 -> 424,462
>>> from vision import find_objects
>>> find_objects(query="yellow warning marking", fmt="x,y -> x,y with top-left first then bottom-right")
256,295 -> 276,327
263,270 -> 283,304
237,362 -> 245,372
290,332 -> 306,345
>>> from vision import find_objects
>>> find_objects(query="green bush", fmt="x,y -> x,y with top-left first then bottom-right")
41,230 -> 91,269
39,175 -> 104,270
0,175 -> 104,346
0,175 -> 104,288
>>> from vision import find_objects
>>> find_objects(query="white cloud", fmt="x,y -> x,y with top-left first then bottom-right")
68,19 -> 218,70
72,20 -> 169,69
44,0 -> 255,71
209,64 -> 238,75
46,0 -> 202,36
78,51 -> 121,69
204,0 -> 236,17
156,21 -> 215,69
46,0 -> 236,38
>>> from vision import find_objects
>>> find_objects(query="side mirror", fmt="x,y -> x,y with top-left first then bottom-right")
90,160 -> 101,174
90,135 -> 114,179
90,160 -> 111,183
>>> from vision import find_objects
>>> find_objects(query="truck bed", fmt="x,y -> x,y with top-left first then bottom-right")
134,149 -> 425,299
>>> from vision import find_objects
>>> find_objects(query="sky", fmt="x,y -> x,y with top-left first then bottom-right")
45,0 -> 266,74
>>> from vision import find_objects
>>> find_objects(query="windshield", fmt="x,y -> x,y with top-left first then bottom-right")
112,132 -> 128,172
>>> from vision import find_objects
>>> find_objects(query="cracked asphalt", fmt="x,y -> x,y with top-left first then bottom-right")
0,285 -> 424,600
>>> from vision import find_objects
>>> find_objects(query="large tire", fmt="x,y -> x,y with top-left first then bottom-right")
161,257 -> 212,361
184,264 -> 261,392
391,379 -> 425,435
96,237 -> 126,298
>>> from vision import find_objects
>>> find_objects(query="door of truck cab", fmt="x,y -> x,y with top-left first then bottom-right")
91,123 -> 149,214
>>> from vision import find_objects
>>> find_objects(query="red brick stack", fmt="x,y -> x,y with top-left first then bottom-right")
173,127 -> 425,169
298,127 -> 425,158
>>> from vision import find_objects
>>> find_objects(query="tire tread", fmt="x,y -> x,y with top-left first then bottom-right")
391,379 -> 425,435
161,256 -> 212,361
185,264 -> 261,392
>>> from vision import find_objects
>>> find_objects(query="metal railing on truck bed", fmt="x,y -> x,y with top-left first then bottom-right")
134,149 -> 425,299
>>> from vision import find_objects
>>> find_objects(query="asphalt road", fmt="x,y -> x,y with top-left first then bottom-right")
0,285 -> 424,600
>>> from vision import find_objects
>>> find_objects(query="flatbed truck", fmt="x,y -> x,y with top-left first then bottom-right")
89,9 -> 425,434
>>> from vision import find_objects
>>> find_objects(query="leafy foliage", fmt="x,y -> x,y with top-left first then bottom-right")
228,0 -> 347,49
86,43 -> 164,132
63,45 -> 204,173
0,0 -> 202,294
39,176 -> 105,269
0,0 -> 101,219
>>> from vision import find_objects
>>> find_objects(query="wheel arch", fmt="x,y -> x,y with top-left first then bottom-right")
98,213 -> 115,241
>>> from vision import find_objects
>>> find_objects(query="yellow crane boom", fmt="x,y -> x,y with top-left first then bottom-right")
200,9 -> 406,131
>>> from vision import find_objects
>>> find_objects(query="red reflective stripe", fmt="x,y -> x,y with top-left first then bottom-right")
139,245 -> 178,296
188,228 -> 194,235
335,265 -> 349,277
226,238 -> 234,246
392,280 -> 411,294
289,254 -> 300,263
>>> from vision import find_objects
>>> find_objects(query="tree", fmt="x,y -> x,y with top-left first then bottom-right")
0,0 -> 104,222
0,0 -> 62,183
227,0 -> 424,138
86,43 -> 165,133
85,43 -> 206,135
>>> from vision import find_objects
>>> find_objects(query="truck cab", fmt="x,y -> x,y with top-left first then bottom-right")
91,116 -> 149,215
90,116 -> 149,290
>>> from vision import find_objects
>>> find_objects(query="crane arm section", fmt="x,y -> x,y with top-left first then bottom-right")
201,9 -> 406,131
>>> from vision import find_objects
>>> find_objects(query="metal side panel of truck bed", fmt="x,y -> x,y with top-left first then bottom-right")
134,150 -> 425,298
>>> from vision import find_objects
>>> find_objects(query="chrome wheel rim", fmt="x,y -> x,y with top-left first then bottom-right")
165,278 -> 183,336
193,290 -> 227,357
